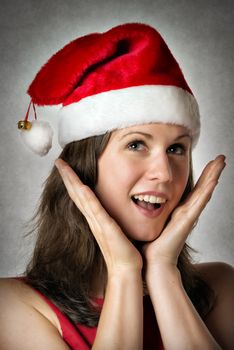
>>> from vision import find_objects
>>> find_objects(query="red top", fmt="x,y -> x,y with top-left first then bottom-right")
31,287 -> 164,349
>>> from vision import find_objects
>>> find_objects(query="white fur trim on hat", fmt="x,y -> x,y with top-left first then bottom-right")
58,85 -> 200,147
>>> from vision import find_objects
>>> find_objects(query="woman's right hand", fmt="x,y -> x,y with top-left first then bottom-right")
55,159 -> 144,350
55,159 -> 143,275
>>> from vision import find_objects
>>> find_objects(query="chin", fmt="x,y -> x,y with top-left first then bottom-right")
129,233 -> 161,243
124,224 -> 164,243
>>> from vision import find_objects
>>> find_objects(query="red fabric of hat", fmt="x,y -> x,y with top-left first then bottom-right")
19,23 -> 200,155
28,23 -> 192,105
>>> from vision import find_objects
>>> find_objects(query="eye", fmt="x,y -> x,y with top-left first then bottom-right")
127,140 -> 146,151
167,143 -> 186,155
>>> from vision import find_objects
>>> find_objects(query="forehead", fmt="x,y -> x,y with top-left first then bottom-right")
111,123 -> 190,141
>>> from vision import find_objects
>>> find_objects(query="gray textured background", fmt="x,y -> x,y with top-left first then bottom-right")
0,0 -> 233,276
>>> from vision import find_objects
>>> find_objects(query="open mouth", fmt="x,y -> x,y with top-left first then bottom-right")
131,194 -> 166,212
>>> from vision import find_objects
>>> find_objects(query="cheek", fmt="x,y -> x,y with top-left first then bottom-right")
172,162 -> 190,199
96,155 -> 134,206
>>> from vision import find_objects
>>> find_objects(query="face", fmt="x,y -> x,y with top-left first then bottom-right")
95,123 -> 191,242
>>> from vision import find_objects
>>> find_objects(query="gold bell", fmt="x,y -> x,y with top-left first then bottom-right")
17,120 -> 32,130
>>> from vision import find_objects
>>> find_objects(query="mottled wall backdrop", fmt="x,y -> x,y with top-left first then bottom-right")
0,0 -> 233,276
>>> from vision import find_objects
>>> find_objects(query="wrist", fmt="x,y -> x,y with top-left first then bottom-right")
108,263 -> 142,277
106,270 -> 143,301
145,263 -> 182,287
108,268 -> 143,286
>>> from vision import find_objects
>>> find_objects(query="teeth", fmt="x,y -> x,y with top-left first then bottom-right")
133,194 -> 166,204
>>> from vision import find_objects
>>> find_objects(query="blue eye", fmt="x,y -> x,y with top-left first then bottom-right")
127,140 -> 146,151
167,143 -> 186,155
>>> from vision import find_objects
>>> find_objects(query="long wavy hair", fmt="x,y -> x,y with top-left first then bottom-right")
25,133 -> 214,326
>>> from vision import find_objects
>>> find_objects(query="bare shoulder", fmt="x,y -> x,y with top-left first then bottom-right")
0,277 -> 60,329
0,276 -> 38,302
0,278 -> 69,350
195,260 -> 234,278
195,261 -> 233,272
194,262 -> 234,349
195,261 -> 234,293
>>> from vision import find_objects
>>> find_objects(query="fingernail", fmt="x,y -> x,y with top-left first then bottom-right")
54,159 -> 61,169
55,159 -> 66,173
215,155 -> 226,162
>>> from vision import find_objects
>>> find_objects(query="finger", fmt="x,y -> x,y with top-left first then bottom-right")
55,159 -> 124,249
55,159 -> 111,221
55,158 -> 103,218
193,155 -> 226,191
184,155 -> 225,218
160,156 -> 226,249
182,155 -> 225,206
55,159 -> 101,222
55,160 -> 141,270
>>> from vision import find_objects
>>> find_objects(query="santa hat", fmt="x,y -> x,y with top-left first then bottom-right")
18,22 -> 200,156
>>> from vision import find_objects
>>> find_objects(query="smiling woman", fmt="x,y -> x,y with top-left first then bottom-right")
0,22 -> 233,350
96,124 -> 191,241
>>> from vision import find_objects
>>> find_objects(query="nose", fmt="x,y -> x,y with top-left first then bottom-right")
145,151 -> 173,183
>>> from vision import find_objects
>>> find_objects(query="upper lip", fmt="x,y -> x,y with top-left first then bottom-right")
131,191 -> 169,200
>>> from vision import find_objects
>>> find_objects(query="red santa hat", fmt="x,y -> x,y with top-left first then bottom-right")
18,22 -> 200,156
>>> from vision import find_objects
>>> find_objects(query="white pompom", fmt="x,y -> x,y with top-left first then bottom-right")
20,120 -> 54,156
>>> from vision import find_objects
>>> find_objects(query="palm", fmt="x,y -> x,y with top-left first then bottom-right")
143,155 -> 226,266
55,159 -> 143,273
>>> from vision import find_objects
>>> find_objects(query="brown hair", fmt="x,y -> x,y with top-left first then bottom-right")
26,133 -> 214,326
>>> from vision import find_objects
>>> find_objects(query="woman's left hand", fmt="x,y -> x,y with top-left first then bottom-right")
143,155 -> 226,268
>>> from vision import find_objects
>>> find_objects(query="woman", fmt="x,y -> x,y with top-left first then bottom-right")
0,23 -> 233,349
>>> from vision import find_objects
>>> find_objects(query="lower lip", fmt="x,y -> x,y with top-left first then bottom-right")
132,201 -> 165,218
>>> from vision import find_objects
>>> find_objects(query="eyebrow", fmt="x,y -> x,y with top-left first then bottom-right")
119,131 -> 191,141
174,133 -> 191,141
119,131 -> 153,140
